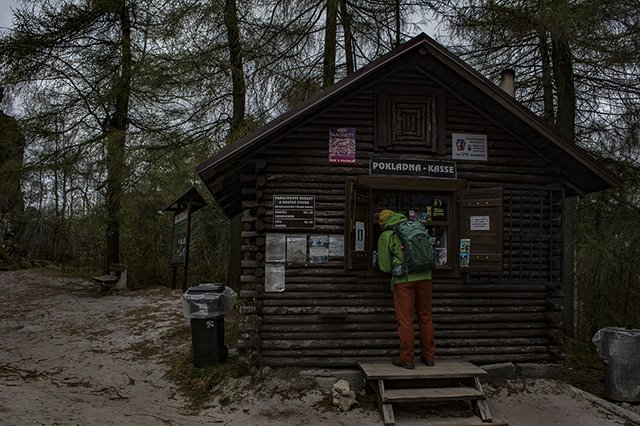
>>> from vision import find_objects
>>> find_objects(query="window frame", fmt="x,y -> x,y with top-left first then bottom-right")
349,176 -> 466,278
345,177 -> 504,278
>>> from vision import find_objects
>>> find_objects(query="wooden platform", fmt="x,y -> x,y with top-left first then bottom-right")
357,359 -> 508,425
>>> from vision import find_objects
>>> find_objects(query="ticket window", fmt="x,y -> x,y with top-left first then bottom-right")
372,191 -> 453,268
345,177 -> 503,276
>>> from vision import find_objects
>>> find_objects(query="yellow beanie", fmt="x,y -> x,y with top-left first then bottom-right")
378,209 -> 394,226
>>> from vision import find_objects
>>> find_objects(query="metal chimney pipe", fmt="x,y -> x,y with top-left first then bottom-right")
499,68 -> 516,97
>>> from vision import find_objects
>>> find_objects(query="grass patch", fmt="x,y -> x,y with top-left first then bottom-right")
164,350 -> 248,411
224,309 -> 241,348
560,336 -> 605,397
162,311 -> 256,411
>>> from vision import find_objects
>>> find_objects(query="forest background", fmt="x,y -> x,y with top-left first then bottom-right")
0,0 -> 639,342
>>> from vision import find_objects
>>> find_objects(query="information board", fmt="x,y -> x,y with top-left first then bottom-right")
273,195 -> 315,229
171,210 -> 188,266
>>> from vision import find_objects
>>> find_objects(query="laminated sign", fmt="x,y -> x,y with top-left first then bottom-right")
470,216 -> 490,231
452,133 -> 488,161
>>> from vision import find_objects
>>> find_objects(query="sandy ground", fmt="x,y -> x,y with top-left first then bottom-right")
0,269 -> 636,425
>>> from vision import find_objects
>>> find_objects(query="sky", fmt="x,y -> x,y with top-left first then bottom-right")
0,1 -> 443,38
0,0 -> 18,30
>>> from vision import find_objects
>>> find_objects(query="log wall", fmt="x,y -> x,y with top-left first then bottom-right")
238,70 -> 564,368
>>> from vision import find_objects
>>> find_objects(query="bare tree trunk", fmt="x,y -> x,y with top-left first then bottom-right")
551,34 -> 576,138
537,28 -> 555,123
224,0 -> 246,291
551,25 -> 577,338
395,0 -> 401,47
106,1 -> 132,268
323,0 -> 338,88
340,0 -> 354,75
225,0 -> 246,142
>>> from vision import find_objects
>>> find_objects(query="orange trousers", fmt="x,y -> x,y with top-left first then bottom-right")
393,279 -> 435,364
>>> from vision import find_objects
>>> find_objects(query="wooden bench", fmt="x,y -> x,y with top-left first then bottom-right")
93,263 -> 128,292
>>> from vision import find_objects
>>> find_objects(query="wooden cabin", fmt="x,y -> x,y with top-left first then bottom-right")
196,33 -> 620,368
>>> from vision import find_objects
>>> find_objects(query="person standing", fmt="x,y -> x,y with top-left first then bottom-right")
377,209 -> 435,369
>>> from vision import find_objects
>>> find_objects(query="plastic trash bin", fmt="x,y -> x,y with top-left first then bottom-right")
592,327 -> 640,402
182,283 -> 237,368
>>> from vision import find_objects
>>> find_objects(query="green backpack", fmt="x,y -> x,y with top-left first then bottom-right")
391,220 -> 435,277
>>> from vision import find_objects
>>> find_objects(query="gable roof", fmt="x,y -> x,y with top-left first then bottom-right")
197,33 -> 621,216
164,185 -> 207,213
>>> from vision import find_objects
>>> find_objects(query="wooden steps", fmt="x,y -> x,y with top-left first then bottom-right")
357,359 -> 507,425
385,386 -> 484,402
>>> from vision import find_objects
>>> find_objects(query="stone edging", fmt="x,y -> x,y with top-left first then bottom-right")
567,384 -> 640,425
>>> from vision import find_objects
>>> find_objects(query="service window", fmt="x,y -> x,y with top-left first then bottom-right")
372,191 -> 454,268
345,177 -> 503,276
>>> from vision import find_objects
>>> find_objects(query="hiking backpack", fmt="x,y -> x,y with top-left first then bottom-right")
391,220 -> 435,277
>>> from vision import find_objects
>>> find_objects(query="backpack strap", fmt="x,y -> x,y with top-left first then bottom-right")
388,225 -> 409,280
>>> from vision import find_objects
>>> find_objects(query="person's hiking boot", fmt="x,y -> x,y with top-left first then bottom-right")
391,357 -> 415,369
421,357 -> 435,367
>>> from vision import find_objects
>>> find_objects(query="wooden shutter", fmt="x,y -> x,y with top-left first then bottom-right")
345,181 -> 371,271
459,187 -> 503,272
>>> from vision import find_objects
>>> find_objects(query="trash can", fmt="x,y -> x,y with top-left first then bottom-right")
592,327 -> 640,402
182,283 -> 237,368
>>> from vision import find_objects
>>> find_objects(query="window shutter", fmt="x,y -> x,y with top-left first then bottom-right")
459,187 -> 503,272
345,181 -> 371,271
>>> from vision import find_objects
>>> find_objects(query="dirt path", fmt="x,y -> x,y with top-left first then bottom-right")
0,269 -> 378,425
0,269 -> 635,425
0,269 -> 216,425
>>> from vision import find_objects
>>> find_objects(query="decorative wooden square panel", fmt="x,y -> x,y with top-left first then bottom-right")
392,101 -> 427,142
375,87 -> 445,153
387,95 -> 434,149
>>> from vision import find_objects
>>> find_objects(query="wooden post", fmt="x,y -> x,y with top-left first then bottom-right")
171,266 -> 177,290
182,199 -> 193,293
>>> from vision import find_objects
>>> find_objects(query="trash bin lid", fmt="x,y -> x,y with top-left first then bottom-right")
186,283 -> 225,294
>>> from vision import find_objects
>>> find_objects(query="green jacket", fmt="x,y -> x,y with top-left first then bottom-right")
377,212 -> 432,284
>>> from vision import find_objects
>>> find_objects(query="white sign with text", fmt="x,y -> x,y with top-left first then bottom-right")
452,133 -> 488,161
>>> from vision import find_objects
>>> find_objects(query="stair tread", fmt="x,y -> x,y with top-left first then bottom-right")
407,416 -> 508,426
384,386 -> 484,402
358,359 -> 487,380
